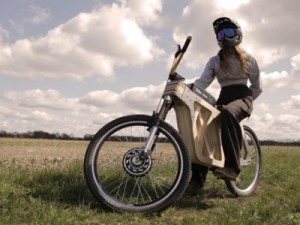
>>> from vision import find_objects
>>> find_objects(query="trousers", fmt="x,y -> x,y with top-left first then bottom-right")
220,96 -> 253,173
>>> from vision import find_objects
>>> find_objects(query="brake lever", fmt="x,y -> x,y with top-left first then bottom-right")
174,44 -> 181,58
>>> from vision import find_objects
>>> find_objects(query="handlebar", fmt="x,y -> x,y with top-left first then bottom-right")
170,36 -> 192,77
181,36 -> 192,53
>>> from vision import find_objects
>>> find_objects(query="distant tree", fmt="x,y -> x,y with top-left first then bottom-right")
0,130 -> 7,137
60,133 -> 71,140
84,134 -> 94,140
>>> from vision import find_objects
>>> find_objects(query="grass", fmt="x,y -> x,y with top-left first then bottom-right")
0,139 -> 299,225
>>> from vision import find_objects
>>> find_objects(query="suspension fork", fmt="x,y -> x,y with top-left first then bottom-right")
141,96 -> 174,158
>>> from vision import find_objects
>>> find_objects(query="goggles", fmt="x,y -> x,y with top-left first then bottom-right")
217,28 -> 237,40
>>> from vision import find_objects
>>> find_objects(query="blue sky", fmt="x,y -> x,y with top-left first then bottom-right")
0,0 -> 299,141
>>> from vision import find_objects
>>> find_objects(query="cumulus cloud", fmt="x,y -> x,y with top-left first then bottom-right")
79,90 -> 120,107
277,114 -> 299,124
257,103 -> 269,112
120,84 -> 164,109
0,77 -> 299,140
291,54 -> 300,71
0,82 -> 165,135
247,113 -> 300,141
121,0 -> 163,26
280,95 -> 300,110
0,1 -> 164,79
172,0 -> 300,70
80,83 -> 165,110
261,71 -> 290,90
3,89 -> 78,110
236,0 -> 300,67
1,0 -> 300,140
0,89 -> 110,135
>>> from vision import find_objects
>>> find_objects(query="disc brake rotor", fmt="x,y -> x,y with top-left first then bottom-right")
123,148 -> 152,177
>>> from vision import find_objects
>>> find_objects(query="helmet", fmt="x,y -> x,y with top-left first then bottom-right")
213,17 -> 242,48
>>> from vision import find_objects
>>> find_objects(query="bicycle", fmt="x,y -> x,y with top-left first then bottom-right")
84,36 -> 262,213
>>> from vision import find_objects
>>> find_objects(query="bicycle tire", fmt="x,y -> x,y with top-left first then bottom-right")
84,114 -> 191,213
225,125 -> 262,196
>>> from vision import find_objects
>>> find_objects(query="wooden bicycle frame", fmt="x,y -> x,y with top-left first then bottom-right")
163,80 -> 225,167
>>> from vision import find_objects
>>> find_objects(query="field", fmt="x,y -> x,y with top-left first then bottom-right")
0,138 -> 299,225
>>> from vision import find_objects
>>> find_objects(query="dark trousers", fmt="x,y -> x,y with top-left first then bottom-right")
192,96 -> 253,182
221,96 -> 253,173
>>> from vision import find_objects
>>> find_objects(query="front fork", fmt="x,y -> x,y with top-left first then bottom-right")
141,96 -> 173,158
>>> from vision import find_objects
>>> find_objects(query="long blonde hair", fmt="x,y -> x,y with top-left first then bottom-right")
218,45 -> 250,76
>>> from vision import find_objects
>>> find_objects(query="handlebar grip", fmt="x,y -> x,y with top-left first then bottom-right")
181,36 -> 192,53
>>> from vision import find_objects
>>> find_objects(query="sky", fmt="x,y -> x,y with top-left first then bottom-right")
0,0 -> 299,141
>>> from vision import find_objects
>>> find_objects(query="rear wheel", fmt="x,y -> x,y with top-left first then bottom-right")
225,125 -> 262,196
84,114 -> 191,213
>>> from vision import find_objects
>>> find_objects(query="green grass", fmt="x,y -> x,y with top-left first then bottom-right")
0,140 -> 300,225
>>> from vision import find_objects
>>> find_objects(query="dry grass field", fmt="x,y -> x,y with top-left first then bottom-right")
0,138 -> 299,225
0,138 -> 88,169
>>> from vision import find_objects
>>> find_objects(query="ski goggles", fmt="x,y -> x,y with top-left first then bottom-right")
217,28 -> 237,40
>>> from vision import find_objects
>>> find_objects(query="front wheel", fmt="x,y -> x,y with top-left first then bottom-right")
225,125 -> 262,196
84,114 -> 191,213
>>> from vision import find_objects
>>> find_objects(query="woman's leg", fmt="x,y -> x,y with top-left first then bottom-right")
191,164 -> 209,188
215,97 -> 253,179
220,107 -> 242,174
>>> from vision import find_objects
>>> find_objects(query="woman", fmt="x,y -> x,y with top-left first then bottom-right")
191,17 -> 262,186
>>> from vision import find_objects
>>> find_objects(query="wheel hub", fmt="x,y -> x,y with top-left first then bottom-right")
123,148 -> 152,177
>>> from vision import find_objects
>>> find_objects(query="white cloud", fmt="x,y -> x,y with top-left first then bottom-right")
1,77 -> 299,140
280,95 -> 300,110
0,75 -> 163,136
121,0 -> 163,26
250,47 -> 288,68
257,103 -> 269,112
216,0 -> 250,10
172,0 -> 300,70
246,113 -> 300,141
79,90 -> 120,107
31,110 -> 52,121
1,83 -> 164,115
120,84 -> 164,110
0,82 -> 165,135
0,90 -> 103,135
277,114 -> 299,124
261,71 -> 290,90
80,82 -> 165,110
0,1 -> 164,80
291,54 -> 300,71
1,0 -> 300,141
3,89 -> 82,111
172,0 -> 217,70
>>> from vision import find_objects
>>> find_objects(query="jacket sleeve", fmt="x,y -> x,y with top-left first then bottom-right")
194,57 -> 216,89
248,56 -> 262,100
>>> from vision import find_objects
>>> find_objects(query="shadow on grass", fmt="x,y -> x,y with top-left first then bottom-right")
15,163 -> 108,212
174,183 -> 234,211
16,164 -> 233,213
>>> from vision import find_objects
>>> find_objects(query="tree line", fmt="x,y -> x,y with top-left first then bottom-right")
0,130 -> 299,146
0,130 -> 86,140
